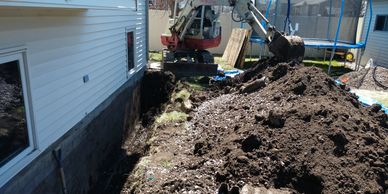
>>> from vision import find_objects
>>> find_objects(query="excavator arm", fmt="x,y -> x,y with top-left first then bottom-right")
167,0 -> 305,61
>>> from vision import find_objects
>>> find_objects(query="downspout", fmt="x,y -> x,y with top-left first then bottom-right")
53,149 -> 68,194
356,0 -> 373,70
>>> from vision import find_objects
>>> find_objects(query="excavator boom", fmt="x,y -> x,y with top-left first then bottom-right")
162,0 -> 304,76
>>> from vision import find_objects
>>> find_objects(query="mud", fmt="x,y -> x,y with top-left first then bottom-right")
123,60 -> 387,194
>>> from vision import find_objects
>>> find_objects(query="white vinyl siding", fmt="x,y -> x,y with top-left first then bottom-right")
0,1 -> 147,186
361,0 -> 388,68
0,0 -> 137,9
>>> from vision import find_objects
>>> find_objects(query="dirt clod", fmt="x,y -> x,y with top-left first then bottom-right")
267,110 -> 286,128
292,81 -> 307,95
240,77 -> 266,94
371,104 -> 382,113
241,135 -> 261,152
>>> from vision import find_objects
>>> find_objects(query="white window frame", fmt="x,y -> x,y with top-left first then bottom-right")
126,28 -> 137,78
0,47 -> 37,185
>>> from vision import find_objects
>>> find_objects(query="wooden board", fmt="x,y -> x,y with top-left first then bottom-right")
235,30 -> 252,68
222,28 -> 252,67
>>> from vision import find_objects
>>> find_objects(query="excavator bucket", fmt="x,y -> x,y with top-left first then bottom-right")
268,35 -> 305,62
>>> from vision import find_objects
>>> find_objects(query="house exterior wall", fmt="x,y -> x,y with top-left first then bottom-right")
0,0 -> 137,9
361,0 -> 388,68
0,0 -> 147,189
0,71 -> 143,194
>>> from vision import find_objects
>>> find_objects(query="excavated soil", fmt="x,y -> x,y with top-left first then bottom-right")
124,59 -> 388,194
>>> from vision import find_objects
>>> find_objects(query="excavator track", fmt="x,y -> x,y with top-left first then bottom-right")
162,50 -> 218,77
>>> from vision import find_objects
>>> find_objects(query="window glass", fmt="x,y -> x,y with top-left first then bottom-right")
127,32 -> 135,71
375,15 -> 388,31
0,60 -> 29,166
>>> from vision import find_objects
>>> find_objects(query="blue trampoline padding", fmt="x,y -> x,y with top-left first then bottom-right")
250,36 -> 265,44
304,39 -> 365,49
250,38 -> 365,49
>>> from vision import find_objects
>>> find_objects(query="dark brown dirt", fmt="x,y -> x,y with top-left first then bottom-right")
140,70 -> 176,126
124,59 -> 388,194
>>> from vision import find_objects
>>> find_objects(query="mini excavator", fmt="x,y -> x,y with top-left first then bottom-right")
161,0 -> 305,76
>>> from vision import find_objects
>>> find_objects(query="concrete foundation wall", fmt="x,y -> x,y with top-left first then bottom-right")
0,68 -> 144,194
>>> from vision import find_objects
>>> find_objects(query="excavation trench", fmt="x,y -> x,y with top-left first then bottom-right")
94,59 -> 387,194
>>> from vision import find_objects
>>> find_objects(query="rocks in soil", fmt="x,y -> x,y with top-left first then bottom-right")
266,110 -> 285,128
240,77 -> 266,94
241,185 -> 292,194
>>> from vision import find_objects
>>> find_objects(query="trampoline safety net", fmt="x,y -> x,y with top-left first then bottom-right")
259,0 -> 363,45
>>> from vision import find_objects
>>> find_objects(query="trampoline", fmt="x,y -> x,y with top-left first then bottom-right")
249,0 -> 373,72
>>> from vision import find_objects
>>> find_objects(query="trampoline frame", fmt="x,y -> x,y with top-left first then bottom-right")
249,0 -> 373,72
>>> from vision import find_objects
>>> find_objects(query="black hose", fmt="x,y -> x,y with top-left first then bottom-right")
356,68 -> 369,89
372,66 -> 388,90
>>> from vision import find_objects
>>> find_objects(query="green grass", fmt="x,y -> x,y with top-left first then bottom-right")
149,51 -> 163,62
182,76 -> 209,91
156,111 -> 188,124
174,89 -> 191,101
303,59 -> 342,67
215,56 -> 260,70
186,82 -> 206,91
160,159 -> 172,169
303,59 -> 352,77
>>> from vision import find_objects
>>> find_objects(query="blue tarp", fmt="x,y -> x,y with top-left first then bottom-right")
214,68 -> 244,81
336,80 -> 388,114
354,92 -> 388,114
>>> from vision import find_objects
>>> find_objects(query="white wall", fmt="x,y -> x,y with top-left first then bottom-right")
361,0 -> 388,68
0,0 -> 136,9
0,1 -> 147,186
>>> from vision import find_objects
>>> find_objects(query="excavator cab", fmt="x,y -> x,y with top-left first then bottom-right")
161,4 -> 222,77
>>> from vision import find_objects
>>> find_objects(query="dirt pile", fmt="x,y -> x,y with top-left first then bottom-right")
124,60 -> 387,194
186,60 -> 388,193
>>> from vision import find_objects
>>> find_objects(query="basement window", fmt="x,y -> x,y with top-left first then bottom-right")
375,15 -> 388,31
126,30 -> 135,73
0,51 -> 34,169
